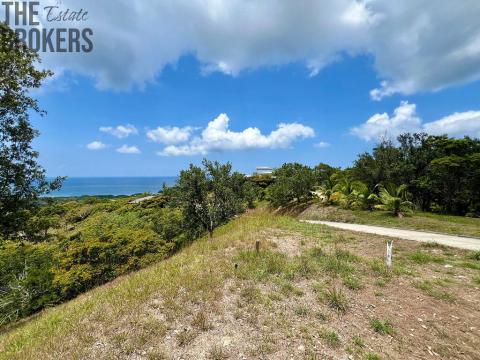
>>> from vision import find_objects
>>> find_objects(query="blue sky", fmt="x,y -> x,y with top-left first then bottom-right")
19,1 -> 480,177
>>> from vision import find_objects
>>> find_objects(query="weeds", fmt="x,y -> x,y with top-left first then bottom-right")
192,310 -> 213,331
370,318 -> 394,335
235,250 -> 293,281
467,251 -> 480,261
365,353 -> 381,360
318,328 -> 340,348
343,275 -> 362,290
294,305 -> 309,316
209,345 -> 229,359
176,329 -> 198,346
413,280 -> 456,302
323,286 -> 348,313
408,251 -> 444,264
352,335 -> 365,348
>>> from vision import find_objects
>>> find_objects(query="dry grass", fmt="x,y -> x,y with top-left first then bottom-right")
0,207 -> 479,359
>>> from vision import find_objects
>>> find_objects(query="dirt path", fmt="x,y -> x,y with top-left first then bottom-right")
301,220 -> 480,251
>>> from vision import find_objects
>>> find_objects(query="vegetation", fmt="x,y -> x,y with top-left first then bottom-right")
0,208 -> 478,359
0,158 -> 252,326
0,23 -> 64,239
351,135 -> 480,216
257,134 -> 480,219
174,159 -> 247,238
374,183 -> 414,217
370,319 -> 394,335
267,162 -> 315,207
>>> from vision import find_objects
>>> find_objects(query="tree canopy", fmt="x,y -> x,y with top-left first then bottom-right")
0,23 -> 63,239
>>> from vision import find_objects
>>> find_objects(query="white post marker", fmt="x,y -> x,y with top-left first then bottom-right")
386,241 -> 393,267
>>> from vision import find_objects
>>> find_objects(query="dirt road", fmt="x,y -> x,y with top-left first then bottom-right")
301,220 -> 480,251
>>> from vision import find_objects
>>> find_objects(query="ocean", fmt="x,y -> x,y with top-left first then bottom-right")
47,177 -> 177,197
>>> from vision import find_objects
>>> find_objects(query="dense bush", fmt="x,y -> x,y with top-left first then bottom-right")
267,163 -> 316,207
0,159 -> 254,326
0,196 -> 184,325
352,134 -> 480,215
0,242 -> 58,324
174,159 -> 249,238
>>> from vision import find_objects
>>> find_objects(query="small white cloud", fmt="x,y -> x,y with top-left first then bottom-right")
314,141 -> 331,148
100,124 -> 138,139
352,102 -> 480,141
116,145 -> 141,154
147,126 -> 194,145
158,113 -> 315,156
86,141 -> 107,150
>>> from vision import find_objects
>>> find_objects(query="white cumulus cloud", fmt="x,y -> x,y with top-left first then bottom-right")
157,113 -> 314,156
351,102 -> 480,141
423,111 -> 480,138
32,1 -> 480,98
116,145 -> 141,154
147,126 -> 194,145
86,141 -> 107,150
351,101 -> 422,141
100,124 -> 138,139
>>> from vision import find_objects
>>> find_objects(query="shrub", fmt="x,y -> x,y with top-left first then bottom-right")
267,163 -> 315,207
0,242 -> 58,325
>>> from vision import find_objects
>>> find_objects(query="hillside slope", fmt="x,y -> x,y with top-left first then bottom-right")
0,209 -> 479,359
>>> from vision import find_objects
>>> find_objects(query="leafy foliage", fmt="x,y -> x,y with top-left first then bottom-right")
175,159 -> 247,238
352,134 -> 480,215
375,184 -> 414,217
267,163 -> 315,207
0,196 -> 185,324
0,23 -> 64,239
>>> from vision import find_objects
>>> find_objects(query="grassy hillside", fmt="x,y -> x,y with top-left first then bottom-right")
300,205 -> 480,238
0,208 -> 478,359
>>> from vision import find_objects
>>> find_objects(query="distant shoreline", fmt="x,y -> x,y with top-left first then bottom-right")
46,176 -> 178,197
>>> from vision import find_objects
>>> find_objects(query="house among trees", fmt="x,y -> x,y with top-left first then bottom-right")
255,166 -> 274,175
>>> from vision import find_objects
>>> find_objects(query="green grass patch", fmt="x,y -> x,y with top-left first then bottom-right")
322,286 -> 348,313
408,251 -> 444,264
370,318 -> 394,335
234,250 -> 294,281
342,275 -> 363,290
365,353 -> 381,360
352,335 -> 365,348
413,280 -> 456,302
318,328 -> 340,348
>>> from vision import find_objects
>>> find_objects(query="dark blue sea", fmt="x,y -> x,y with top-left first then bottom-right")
47,177 -> 177,197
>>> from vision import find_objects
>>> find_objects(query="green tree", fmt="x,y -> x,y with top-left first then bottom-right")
375,184 -> 413,217
267,163 -> 315,207
313,163 -> 339,186
352,139 -> 403,191
315,174 -> 336,205
331,174 -> 367,210
0,23 -> 63,239
176,159 -> 246,238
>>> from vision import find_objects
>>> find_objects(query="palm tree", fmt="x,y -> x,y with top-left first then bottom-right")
351,182 -> 378,210
314,176 -> 336,205
375,183 -> 414,217
332,175 -> 365,209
